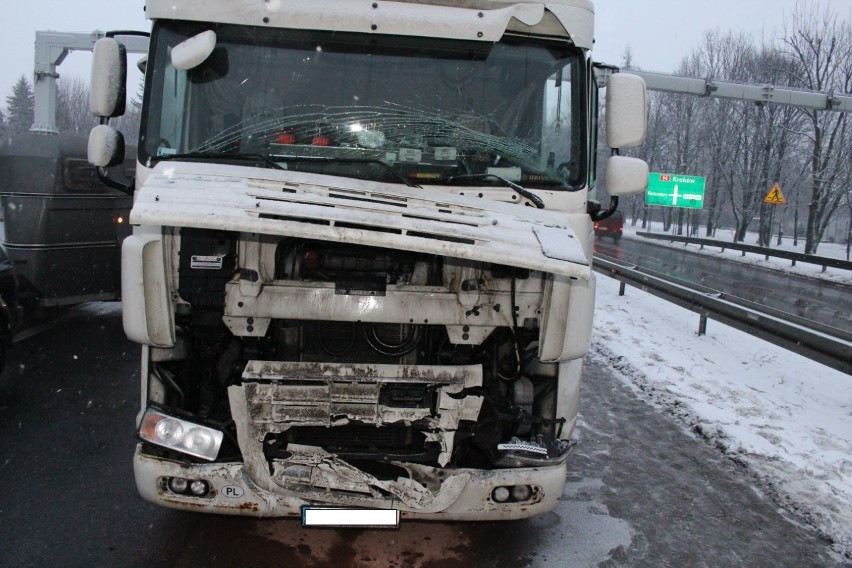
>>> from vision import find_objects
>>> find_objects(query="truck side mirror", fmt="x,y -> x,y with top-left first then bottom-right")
606,155 -> 648,196
88,124 -> 125,168
606,73 -> 647,149
88,37 -> 129,190
603,73 -> 648,198
90,38 -> 127,118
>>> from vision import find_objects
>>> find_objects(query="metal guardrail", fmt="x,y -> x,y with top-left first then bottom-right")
593,254 -> 852,375
635,231 -> 852,272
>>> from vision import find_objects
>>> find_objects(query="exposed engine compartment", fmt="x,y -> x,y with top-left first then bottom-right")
147,227 -> 572,474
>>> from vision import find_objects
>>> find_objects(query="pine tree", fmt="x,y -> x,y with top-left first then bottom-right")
5,76 -> 34,134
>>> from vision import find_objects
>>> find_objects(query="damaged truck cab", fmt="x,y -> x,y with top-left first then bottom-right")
89,0 -> 648,519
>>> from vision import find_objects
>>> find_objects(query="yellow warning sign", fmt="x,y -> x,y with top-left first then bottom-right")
764,183 -> 786,204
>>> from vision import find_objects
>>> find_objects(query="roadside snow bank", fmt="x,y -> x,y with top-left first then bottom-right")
591,275 -> 852,558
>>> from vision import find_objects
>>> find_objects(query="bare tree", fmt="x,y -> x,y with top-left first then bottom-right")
57,77 -> 98,134
750,46 -> 806,245
780,1 -> 852,253
843,170 -> 852,260
695,30 -> 754,238
111,101 -> 142,147
53,75 -> 142,145
628,90 -> 669,228
688,32 -> 775,243
615,3 -> 849,250
665,56 -> 709,236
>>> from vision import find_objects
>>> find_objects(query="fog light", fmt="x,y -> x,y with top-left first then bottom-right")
168,477 -> 188,494
492,486 -> 510,503
190,480 -> 209,496
511,485 -> 532,502
140,409 -> 224,460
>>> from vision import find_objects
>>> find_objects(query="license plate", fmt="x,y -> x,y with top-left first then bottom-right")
301,507 -> 400,528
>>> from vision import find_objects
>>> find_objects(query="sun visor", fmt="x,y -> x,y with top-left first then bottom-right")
545,2 -> 594,49
146,0 -> 547,43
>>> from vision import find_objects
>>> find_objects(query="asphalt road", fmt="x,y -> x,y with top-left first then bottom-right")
594,236 -> 852,334
0,304 -> 847,567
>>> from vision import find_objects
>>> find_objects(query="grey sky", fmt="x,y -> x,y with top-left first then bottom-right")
1,0 -> 147,109
1,0 -> 849,115
593,0 -> 851,69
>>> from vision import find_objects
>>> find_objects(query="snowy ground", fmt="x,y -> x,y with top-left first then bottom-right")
591,225 -> 852,557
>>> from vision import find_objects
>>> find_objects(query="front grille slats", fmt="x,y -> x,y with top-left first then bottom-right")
239,362 -> 483,469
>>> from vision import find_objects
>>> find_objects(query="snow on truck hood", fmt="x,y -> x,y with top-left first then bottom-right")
131,161 -> 591,280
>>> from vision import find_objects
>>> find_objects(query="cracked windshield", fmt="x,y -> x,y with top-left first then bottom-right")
142,23 -> 585,189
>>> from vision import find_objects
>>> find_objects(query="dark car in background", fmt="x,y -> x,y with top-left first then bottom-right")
0,246 -> 21,374
594,210 -> 624,243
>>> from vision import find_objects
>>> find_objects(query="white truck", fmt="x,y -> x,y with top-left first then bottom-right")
88,0 -> 648,521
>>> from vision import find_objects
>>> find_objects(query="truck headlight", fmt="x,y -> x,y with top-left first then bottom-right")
140,409 -> 224,461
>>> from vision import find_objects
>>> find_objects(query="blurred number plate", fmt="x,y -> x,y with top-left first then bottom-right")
301,507 -> 399,528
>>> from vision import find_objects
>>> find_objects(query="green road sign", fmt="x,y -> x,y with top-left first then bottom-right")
646,173 -> 706,209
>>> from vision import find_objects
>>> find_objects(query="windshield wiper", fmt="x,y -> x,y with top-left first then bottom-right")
274,156 -> 421,188
446,174 -> 545,209
157,152 -> 285,170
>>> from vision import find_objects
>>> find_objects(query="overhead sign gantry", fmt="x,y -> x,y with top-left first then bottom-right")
594,64 -> 852,114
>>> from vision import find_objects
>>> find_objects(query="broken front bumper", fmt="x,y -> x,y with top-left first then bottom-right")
133,360 -> 571,519
133,447 -> 567,520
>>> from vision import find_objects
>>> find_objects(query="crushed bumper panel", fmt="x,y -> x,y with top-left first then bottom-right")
226,361 -> 490,512
134,445 -> 566,520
